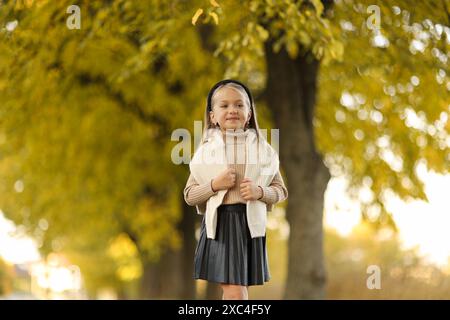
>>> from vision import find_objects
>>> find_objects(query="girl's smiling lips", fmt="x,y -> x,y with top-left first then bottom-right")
226,117 -> 239,121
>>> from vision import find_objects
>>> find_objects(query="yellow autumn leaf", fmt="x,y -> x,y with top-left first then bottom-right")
286,40 -> 299,59
209,12 -> 219,25
192,8 -> 203,26
210,0 -> 220,7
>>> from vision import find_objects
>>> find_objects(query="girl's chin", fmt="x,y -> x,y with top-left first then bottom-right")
222,125 -> 244,130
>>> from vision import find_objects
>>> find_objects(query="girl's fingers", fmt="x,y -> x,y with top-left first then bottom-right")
240,182 -> 251,188
240,186 -> 249,193
241,190 -> 255,199
243,194 -> 253,200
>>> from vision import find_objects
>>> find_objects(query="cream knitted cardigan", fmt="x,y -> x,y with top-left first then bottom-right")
189,128 -> 279,239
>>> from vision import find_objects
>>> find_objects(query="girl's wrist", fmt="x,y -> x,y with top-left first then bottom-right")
211,179 -> 217,192
257,186 -> 264,200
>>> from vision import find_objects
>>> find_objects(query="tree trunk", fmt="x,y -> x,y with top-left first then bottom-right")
264,42 -> 331,299
139,196 -> 197,299
179,196 -> 197,299
140,259 -> 162,299
140,250 -> 184,299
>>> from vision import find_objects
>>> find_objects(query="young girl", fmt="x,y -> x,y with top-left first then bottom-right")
184,79 -> 288,300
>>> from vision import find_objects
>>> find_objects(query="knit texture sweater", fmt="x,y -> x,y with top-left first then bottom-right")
184,129 -> 288,213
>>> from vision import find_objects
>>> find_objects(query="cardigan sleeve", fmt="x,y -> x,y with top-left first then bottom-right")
184,173 -> 218,206
258,170 -> 288,207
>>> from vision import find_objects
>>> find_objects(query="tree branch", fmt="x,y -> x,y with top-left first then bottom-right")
75,72 -> 170,136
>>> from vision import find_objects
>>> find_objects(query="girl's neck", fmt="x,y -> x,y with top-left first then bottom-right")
220,127 -> 248,135
219,128 -> 249,144
219,126 -> 247,132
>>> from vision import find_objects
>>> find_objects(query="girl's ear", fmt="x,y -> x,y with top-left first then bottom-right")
209,111 -> 215,124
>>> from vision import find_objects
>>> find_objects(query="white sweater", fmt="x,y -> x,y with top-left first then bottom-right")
189,128 -> 280,239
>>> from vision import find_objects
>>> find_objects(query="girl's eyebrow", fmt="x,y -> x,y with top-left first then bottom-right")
219,99 -> 243,103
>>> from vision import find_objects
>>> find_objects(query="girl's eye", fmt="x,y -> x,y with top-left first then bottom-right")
220,105 -> 227,108
237,104 -> 243,108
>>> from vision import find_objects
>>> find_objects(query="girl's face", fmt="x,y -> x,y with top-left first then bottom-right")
210,87 -> 251,131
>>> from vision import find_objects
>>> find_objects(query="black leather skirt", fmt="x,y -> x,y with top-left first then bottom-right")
193,203 -> 270,286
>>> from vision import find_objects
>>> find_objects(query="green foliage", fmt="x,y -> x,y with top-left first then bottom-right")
315,0 -> 450,229
0,0 -> 224,291
193,0 -> 343,81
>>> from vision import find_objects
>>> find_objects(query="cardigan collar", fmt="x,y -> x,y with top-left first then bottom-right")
222,128 -> 249,145
205,128 -> 253,145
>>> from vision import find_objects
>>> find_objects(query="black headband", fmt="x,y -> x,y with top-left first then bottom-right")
206,79 -> 254,112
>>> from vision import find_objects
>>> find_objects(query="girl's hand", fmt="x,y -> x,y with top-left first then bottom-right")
240,178 -> 263,201
212,168 -> 236,191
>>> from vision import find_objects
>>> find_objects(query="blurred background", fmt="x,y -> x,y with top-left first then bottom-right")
0,0 -> 449,299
